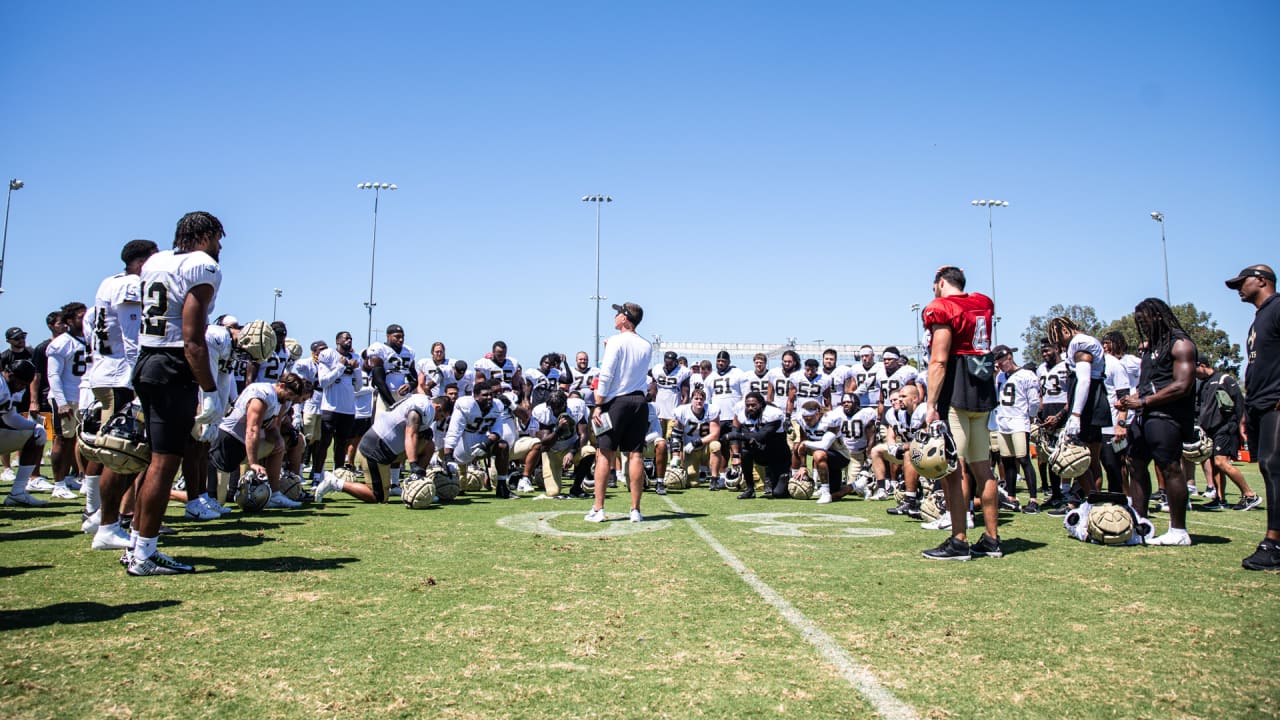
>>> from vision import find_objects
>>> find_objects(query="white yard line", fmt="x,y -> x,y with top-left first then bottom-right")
0,519 -> 77,535
661,496 -> 918,720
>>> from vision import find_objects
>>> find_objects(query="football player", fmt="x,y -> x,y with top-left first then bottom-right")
0,327 -> 33,480
877,386 -> 927,509
1043,316 -> 1110,513
992,345 -> 1041,512
247,320 -> 290,383
46,302 -> 90,500
1099,342 -> 1132,497
671,387 -> 723,489
416,341 -> 452,396
791,400 -> 853,503
439,379 -> 515,498
566,351 -> 598,409
475,341 -> 523,401
725,391 -> 789,499
741,353 -> 773,405
293,341 -> 326,481
821,349 -> 853,410
83,240 -> 159,543
208,373 -> 310,509
875,347 -> 918,420
850,345 -> 882,408
648,350 -> 690,437
366,323 -> 417,413
835,393 -> 879,498
129,211 -> 224,575
787,358 -> 831,417
313,331 -> 363,476
348,352 -> 377,480
1036,337 -> 1070,500
766,350 -> 799,411
1,361 -> 49,507
706,351 -> 746,418
523,353 -> 562,409
25,310 -> 65,491
524,389 -> 589,498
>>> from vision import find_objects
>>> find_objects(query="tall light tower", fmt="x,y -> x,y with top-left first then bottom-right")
272,288 -> 283,321
971,199 -> 1008,342
581,194 -> 612,365
910,303 -> 922,366
358,182 -> 396,345
1150,211 -> 1170,304
1,179 -> 26,294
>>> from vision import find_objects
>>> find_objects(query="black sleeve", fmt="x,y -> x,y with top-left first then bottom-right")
740,419 -> 782,443
371,365 -> 394,406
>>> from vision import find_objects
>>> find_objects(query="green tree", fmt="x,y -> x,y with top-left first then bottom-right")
1019,304 -> 1103,366
1099,302 -> 1242,376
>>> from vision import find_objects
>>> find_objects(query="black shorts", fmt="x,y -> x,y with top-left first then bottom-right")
1212,425 -> 1240,459
133,349 -> 198,456
321,411 -> 355,441
209,430 -> 247,472
1067,375 -> 1111,443
1040,402 -> 1066,423
1129,414 -> 1188,469
281,420 -> 300,448
596,392 -> 648,454
358,431 -> 397,466
350,417 -> 373,441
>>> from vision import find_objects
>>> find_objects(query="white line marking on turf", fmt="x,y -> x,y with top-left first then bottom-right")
662,496 -> 918,720
0,519 -> 77,536
1188,517 -> 1265,535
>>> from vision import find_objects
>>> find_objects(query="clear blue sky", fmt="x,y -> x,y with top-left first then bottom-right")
3,2 -> 1276,368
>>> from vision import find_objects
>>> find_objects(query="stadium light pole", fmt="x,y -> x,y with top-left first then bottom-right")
358,182 -> 396,346
1150,211 -> 1170,304
910,303 -> 922,366
582,194 -> 612,365
272,288 -> 283,321
1,178 -> 25,294
971,199 -> 1008,342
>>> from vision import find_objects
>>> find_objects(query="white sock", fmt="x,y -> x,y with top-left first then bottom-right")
334,477 -> 345,491
129,529 -> 140,550
12,465 -> 34,494
83,474 -> 101,513
98,521 -> 120,535
133,536 -> 158,562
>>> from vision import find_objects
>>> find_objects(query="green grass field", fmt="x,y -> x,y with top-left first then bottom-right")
2,467 -> 1277,720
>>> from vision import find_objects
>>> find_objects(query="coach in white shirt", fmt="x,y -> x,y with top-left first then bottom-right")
587,302 -> 654,524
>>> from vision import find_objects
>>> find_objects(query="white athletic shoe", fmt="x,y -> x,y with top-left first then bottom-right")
1,468 -> 15,482
312,473 -> 340,503
871,488 -> 889,501
1147,529 -> 1191,546
203,496 -> 233,516
516,477 -> 535,494
51,482 -> 78,500
584,508 -> 606,523
266,492 -> 302,509
920,513 -> 975,531
629,509 -> 643,523
82,508 -> 102,534
4,491 -> 49,507
815,487 -> 832,505
91,524 -> 132,550
63,475 -> 82,492
184,499 -> 220,521
1201,486 -> 1217,502
26,477 -> 53,492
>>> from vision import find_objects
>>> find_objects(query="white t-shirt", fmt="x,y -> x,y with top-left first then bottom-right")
1102,354 -> 1133,435
318,348 -> 361,414
218,382 -> 280,443
371,394 -> 435,455
649,364 -> 691,420
996,367 -> 1041,433
1066,333 -> 1106,380
596,332 -> 653,401
47,333 -> 89,405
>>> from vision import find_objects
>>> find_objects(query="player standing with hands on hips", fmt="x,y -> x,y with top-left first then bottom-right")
586,302 -> 653,524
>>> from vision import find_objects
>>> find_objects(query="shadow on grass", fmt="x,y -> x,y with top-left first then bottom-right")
640,511 -> 708,521
999,538 -> 1049,555
0,529 -> 80,542
165,532 -> 277,549
0,508 -> 76,521
0,564 -> 53,578
189,555 -> 360,573
0,600 -> 181,631
1188,533 -> 1232,545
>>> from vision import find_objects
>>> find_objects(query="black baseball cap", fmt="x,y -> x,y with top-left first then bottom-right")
310,340 -> 328,353
664,350 -> 678,361
5,327 -> 26,341
1225,265 -> 1276,289
992,344 -> 1017,360
611,302 -> 643,326
1196,351 -> 1212,367
385,323 -> 404,335
716,350 -> 731,361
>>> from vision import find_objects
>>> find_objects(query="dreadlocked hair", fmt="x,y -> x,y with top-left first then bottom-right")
1134,298 -> 1185,358
1045,316 -> 1081,348
174,211 -> 224,251
1102,331 -> 1129,355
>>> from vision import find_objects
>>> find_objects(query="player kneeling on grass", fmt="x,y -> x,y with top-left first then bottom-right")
316,391 -> 450,504
671,388 -> 723,490
1,360 -> 50,507
209,374 -> 311,510
791,400 -> 854,504
524,389 -> 589,498
439,380 -> 515,498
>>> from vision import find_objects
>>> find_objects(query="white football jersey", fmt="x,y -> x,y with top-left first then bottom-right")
254,348 -> 290,383
1119,354 -> 1142,391
836,406 -> 878,453
1037,360 -> 1070,406
47,333 -> 89,405
217,382 -> 280,443
523,367 -> 561,400
354,386 -> 374,419
371,394 -> 435,455
318,348 -> 361,414
825,365 -> 854,401
1102,354 -> 1132,433
567,367 -> 599,406
291,356 -> 322,414
671,402 -> 717,444
1066,333 -> 1106,380
416,357 -> 454,395
877,365 -> 919,402
886,403 -> 927,439
528,400 -> 588,453
474,356 -> 520,385
86,272 -> 142,389
733,404 -> 787,435
789,372 -> 831,407
995,367 -> 1041,433
707,368 -> 745,406
740,369 -> 772,402
849,362 -> 883,407
205,325 -> 239,408
137,249 -> 221,349
688,373 -> 716,407
649,364 -> 690,420
765,367 -> 792,408
444,396 -> 512,452
366,342 -> 416,394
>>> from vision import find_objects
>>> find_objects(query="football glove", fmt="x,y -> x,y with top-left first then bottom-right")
195,394 -> 224,425
1064,415 -> 1081,438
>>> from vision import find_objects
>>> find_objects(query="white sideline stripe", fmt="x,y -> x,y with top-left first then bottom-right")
1189,518 -> 1263,535
661,496 -> 918,720
0,519 -> 77,535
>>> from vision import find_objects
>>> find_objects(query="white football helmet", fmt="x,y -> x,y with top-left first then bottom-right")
909,422 -> 958,480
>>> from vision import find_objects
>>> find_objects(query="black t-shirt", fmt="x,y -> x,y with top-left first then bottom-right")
1245,293 -> 1280,413
0,347 -> 33,407
1139,329 -> 1196,425
30,338 -> 52,411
